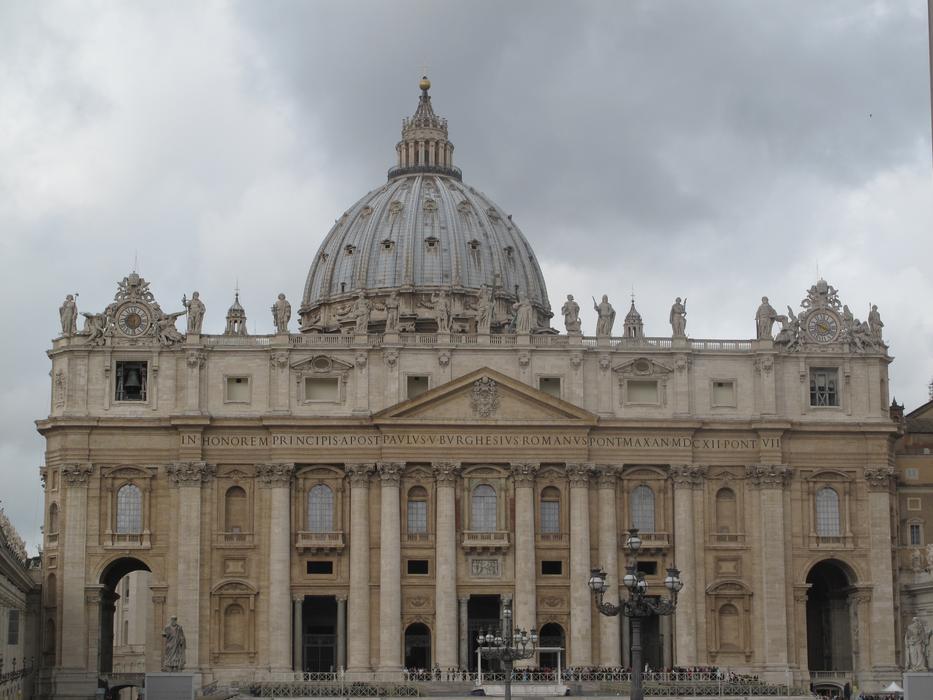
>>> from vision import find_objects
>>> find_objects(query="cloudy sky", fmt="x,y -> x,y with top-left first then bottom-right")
1,0 -> 931,552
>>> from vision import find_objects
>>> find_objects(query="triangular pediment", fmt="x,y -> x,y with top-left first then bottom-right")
612,357 -> 673,376
374,367 -> 597,424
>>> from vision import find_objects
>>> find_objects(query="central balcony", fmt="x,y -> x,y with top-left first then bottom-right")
462,530 -> 510,553
295,530 -> 345,554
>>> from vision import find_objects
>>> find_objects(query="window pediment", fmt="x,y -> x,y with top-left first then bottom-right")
212,579 -> 257,595
612,357 -> 673,377
290,355 -> 353,374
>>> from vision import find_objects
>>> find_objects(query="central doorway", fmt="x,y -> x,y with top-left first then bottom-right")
302,596 -> 337,672
404,623 -> 432,669
467,595 -> 501,671
806,560 -> 854,673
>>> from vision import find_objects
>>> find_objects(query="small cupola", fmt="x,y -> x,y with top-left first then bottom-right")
624,299 -> 644,339
390,76 -> 460,180
224,291 -> 248,336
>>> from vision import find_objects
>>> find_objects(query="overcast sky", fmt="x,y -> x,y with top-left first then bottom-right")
1,0 -> 931,552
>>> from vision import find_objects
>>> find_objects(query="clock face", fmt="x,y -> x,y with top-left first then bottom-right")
117,304 -> 151,337
807,311 -> 839,343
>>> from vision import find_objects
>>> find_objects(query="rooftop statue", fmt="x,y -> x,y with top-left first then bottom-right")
474,286 -> 493,335
562,294 -> 581,334
378,290 -> 401,333
868,304 -> 884,340
755,296 -> 777,340
272,293 -> 291,334
420,290 -> 452,333
59,294 -> 78,337
669,297 -> 687,338
339,292 -> 372,334
593,295 -> 615,337
152,304 -> 185,346
183,291 -> 206,334
512,295 -> 535,334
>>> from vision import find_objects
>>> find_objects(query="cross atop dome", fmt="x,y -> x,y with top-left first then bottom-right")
391,75 -> 460,180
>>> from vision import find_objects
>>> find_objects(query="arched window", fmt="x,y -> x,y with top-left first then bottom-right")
540,486 -> 561,534
471,484 -> 497,532
715,488 -> 737,534
407,486 -> 428,534
815,487 -> 841,536
630,485 -> 655,532
718,603 -> 740,650
307,485 -> 334,533
116,484 -> 142,534
224,486 -> 248,533
48,503 -> 59,534
223,603 -> 246,651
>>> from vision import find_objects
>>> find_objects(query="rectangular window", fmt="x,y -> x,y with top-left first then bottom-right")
306,561 -> 334,575
541,560 -> 563,575
636,561 -> 658,576
627,380 -> 659,404
407,500 -> 427,534
908,497 -> 922,511
407,559 -> 429,575
115,361 -> 147,401
7,609 -> 19,645
540,500 -> 560,534
407,375 -> 430,399
910,524 -> 923,546
225,376 -> 250,403
538,377 -> 561,399
305,377 -> 339,402
809,369 -> 839,407
906,468 -> 920,480
711,380 -> 736,407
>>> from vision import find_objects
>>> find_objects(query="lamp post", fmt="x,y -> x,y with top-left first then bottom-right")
588,528 -> 683,700
476,600 -> 538,700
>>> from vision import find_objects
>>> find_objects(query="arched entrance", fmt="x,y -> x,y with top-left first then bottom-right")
538,623 -> 564,670
404,623 -> 431,669
98,557 -> 152,675
806,560 -> 855,677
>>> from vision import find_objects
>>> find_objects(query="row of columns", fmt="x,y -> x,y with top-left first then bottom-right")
398,139 -> 453,169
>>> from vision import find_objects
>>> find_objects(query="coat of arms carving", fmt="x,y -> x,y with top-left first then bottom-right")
470,377 -> 499,418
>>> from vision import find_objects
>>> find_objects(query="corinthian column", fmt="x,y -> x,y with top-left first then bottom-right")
746,464 -> 791,675
511,462 -> 538,667
669,464 -> 704,666
346,463 -> 374,673
167,461 -> 215,670
378,462 -> 404,675
257,462 -> 294,672
433,461 -> 461,669
60,464 -> 93,669
863,466 -> 897,672
596,466 -> 621,667
567,463 -> 593,665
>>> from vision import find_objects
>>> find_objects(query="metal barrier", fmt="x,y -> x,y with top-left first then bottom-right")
250,682 -> 420,697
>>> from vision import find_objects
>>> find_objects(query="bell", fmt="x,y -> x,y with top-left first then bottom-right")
124,368 -> 142,389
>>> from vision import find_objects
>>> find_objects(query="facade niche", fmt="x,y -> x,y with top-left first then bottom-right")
211,581 -> 257,663
706,580 -> 752,662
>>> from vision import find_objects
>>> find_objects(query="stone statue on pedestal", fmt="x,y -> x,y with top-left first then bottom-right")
868,304 -> 883,340
512,295 -> 534,334
593,295 -> 615,336
272,293 -> 291,333
339,292 -> 372,334
670,297 -> 687,338
755,296 -> 777,340
59,295 -> 78,337
162,616 -> 187,672
562,294 -> 581,334
421,290 -> 452,333
183,292 -> 206,334
381,291 -> 400,333
475,286 -> 493,334
905,616 -> 930,671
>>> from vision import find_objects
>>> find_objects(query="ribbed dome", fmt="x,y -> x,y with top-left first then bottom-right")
299,79 -> 551,334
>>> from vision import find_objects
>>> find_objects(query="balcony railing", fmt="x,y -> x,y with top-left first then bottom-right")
296,530 -> 345,553
104,531 -> 150,548
535,532 -> 568,546
633,531 -> 671,548
404,532 -> 434,546
809,533 -> 854,549
462,530 -> 510,552
215,531 -> 254,546
708,532 -> 747,546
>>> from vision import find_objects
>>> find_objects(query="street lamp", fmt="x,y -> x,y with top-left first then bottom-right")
476,600 -> 538,700
588,527 -> 683,700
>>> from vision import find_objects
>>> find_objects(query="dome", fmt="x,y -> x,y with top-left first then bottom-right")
299,79 -> 551,334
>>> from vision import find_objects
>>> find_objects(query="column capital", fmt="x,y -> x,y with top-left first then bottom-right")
510,462 -> 539,485
167,461 -> 216,487
256,462 -> 294,488
595,465 -> 619,489
378,461 -> 404,485
62,463 -> 93,487
745,464 -> 792,489
433,461 -> 461,483
864,466 -> 895,491
346,462 -> 375,487
566,463 -> 593,486
669,464 -> 707,489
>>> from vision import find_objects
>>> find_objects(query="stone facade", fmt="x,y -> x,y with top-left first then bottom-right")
0,509 -> 40,700
36,78 -> 902,698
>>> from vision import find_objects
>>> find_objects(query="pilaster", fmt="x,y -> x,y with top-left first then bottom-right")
567,463 -> 593,665
595,465 -> 621,667
61,464 -> 93,670
511,462 -> 538,667
433,461 -> 461,669
346,463 -> 374,673
257,462 -> 294,672
377,461 -> 404,674
863,466 -> 897,672
669,463 -> 705,666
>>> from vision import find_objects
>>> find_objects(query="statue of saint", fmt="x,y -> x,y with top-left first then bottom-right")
271,293 -> 291,334
382,291 -> 400,332
755,296 -> 777,340
924,542 -> 933,571
905,616 -> 930,671
475,286 -> 493,335
339,292 -> 371,334
592,295 -> 615,336
59,295 -> 78,337
562,294 -> 581,334
669,297 -> 687,338
183,292 -> 206,334
868,304 -> 883,340
162,616 -> 187,672
512,295 -> 535,334
423,290 -> 452,333
154,309 -> 185,346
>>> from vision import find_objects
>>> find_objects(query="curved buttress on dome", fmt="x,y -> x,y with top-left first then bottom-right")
300,78 -> 551,334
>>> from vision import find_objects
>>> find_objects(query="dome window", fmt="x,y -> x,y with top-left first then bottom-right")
425,236 -> 440,251
360,206 -> 373,218
486,207 -> 500,222
389,201 -> 404,214
468,239 -> 480,251
381,239 -> 395,251
344,245 -> 356,256
423,198 -> 437,212
319,253 -> 328,262
503,246 -> 514,258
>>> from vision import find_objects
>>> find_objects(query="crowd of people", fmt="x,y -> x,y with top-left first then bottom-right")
401,664 -> 764,684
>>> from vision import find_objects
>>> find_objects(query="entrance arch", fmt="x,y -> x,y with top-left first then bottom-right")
404,623 -> 431,669
806,559 -> 855,677
98,557 -> 152,675
538,623 -> 565,670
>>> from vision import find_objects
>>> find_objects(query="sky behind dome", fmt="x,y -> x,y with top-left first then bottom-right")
1,0 -> 931,552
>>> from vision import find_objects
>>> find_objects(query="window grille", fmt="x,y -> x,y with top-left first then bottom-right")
307,485 -> 334,533
815,487 -> 841,536
540,499 -> 560,534
408,499 -> 427,533
910,523 -> 923,546
631,486 -> 655,532
810,369 -> 838,407
116,484 -> 142,534
471,484 -> 497,532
